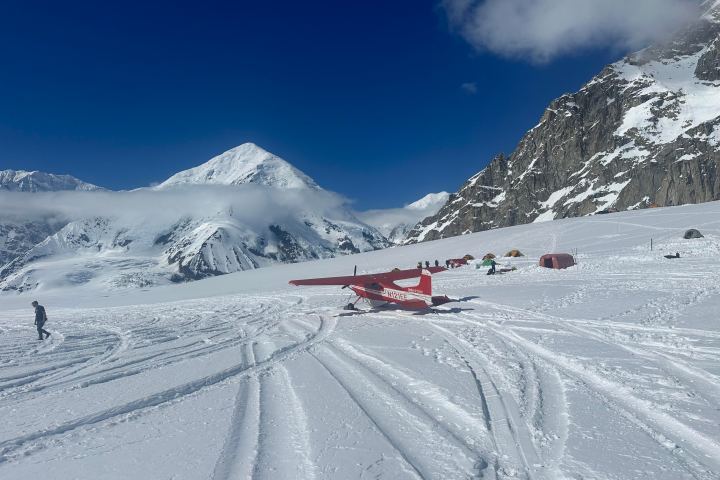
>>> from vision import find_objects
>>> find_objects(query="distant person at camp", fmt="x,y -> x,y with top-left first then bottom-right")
487,259 -> 497,275
445,259 -> 450,268
425,261 -> 430,269
434,260 -> 440,267
417,261 -> 423,269
32,301 -> 51,340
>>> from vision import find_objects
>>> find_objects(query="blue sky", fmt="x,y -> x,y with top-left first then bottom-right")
1,0 -> 630,208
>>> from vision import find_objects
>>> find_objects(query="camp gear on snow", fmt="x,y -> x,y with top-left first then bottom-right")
539,253 -> 575,269
448,258 -> 468,268
463,254 -> 475,260
482,253 -> 496,260
504,249 -> 524,257
664,252 -> 681,259
683,229 -> 703,239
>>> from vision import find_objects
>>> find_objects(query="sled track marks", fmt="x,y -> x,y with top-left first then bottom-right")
427,322 -> 546,480
472,300 -> 720,409
0,327 -> 125,399
482,320 -> 720,479
253,349 -> 317,480
212,342 -> 261,480
0,313 -> 280,404
310,341 -> 491,479
457,304 -> 720,477
308,349 -> 431,480
0,315 -> 336,462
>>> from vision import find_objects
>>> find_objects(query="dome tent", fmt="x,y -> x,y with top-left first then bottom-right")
505,249 -> 524,257
539,253 -> 575,269
683,229 -> 704,239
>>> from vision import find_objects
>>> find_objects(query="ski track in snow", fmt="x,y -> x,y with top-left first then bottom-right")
1,204 -> 720,479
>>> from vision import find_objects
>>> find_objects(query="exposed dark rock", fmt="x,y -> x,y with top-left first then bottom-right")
405,9 -> 720,244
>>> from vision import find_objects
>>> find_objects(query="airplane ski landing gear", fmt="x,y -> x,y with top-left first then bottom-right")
344,303 -> 357,311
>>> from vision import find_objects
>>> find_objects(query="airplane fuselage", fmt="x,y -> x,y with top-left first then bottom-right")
350,282 -> 450,310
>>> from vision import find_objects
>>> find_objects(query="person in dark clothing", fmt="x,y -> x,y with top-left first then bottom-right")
487,260 -> 497,275
417,261 -> 423,269
434,260 -> 440,267
32,301 -> 50,340
425,261 -> 430,269
445,259 -> 450,268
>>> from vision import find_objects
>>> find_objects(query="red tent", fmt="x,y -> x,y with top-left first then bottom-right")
448,258 -> 468,267
539,253 -> 575,269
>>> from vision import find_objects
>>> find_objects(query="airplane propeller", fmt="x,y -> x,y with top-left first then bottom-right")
341,265 -> 357,289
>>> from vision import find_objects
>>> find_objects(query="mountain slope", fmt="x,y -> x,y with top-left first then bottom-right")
406,3 -> 720,243
0,170 -> 102,267
0,145 -> 389,292
0,170 -> 102,192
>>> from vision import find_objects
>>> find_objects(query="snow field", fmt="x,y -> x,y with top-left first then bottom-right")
1,201 -> 720,479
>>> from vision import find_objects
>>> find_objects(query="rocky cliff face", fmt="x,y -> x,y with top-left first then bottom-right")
405,3 -> 720,243
0,219 -> 66,267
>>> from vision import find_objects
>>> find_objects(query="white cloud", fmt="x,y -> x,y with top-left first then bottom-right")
461,82 -> 478,94
443,0 -> 701,62
357,192 -> 449,239
0,185 -> 351,233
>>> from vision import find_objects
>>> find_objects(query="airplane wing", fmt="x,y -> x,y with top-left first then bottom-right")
289,267 -> 445,286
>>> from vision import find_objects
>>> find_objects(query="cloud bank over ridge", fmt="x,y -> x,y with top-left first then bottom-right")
443,0 -> 701,62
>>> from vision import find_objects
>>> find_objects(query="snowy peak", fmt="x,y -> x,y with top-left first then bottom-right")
0,170 -> 102,192
158,143 -> 320,190
357,192 -> 449,244
405,192 -> 450,211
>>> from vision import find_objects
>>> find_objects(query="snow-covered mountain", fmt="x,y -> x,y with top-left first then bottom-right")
358,192 -> 449,244
0,170 -> 102,268
0,169 -> 101,192
158,143 -> 319,190
0,144 -> 389,292
406,2 -> 720,243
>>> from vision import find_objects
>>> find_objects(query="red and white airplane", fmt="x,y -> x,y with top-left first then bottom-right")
289,266 -> 452,310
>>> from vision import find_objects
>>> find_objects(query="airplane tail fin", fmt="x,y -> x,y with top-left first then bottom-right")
416,269 -> 432,295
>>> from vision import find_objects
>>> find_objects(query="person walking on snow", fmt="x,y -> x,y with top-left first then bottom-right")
32,301 -> 50,340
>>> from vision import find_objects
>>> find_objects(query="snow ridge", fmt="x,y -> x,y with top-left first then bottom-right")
0,170 -> 102,192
